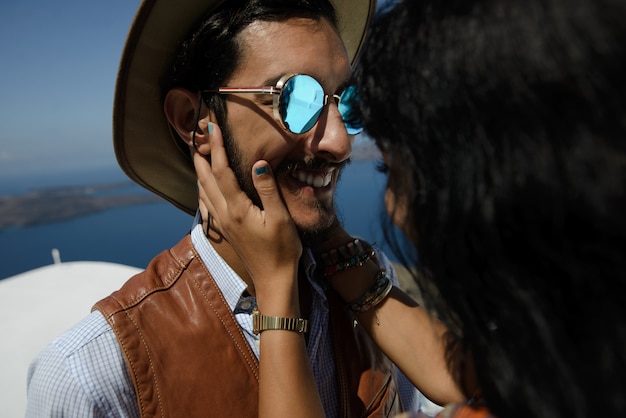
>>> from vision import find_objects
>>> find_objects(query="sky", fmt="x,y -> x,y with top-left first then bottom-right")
0,0 -> 141,179
0,0 -> 390,181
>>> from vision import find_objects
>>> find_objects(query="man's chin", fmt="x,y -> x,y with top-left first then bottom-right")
295,214 -> 338,246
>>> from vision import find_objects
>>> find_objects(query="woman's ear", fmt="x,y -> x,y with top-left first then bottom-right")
164,87 -> 214,156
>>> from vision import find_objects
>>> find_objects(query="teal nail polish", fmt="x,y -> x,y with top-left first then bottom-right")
254,166 -> 269,176
207,122 -> 214,134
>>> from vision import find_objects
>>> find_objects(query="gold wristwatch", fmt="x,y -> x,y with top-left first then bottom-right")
252,308 -> 309,334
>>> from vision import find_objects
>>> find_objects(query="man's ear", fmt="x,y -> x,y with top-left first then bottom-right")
164,87 -> 213,156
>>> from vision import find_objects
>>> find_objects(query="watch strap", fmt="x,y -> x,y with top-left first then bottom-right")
252,309 -> 309,334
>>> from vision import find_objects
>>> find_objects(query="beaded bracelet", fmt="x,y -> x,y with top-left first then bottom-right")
348,270 -> 393,312
321,248 -> 375,277
318,238 -> 376,278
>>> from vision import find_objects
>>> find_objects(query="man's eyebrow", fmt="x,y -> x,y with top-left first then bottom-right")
306,74 -> 355,94
336,75 -> 356,93
261,75 -> 284,87
259,73 -> 355,92
220,75 -> 282,89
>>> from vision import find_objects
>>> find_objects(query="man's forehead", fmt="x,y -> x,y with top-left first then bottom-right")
233,18 -> 352,88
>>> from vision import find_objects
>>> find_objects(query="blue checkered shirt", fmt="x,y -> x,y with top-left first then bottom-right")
26,214 -> 439,417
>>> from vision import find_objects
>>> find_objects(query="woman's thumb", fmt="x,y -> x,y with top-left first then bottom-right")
251,161 -> 287,215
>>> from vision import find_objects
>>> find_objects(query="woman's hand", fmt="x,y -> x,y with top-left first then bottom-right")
194,123 -> 302,301
195,124 -> 325,418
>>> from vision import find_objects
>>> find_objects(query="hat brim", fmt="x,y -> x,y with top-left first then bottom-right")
113,0 -> 376,215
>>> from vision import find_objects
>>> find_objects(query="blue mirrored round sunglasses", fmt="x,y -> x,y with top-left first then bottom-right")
205,74 -> 363,135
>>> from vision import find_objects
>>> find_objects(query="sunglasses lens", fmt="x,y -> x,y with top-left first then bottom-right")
279,75 -> 325,134
338,85 -> 363,135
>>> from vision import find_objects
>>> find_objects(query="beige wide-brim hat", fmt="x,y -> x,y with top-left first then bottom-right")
113,0 -> 376,216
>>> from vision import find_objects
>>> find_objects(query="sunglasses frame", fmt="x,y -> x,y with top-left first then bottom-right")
203,73 -> 361,135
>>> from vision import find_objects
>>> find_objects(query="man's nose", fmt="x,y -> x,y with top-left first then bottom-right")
306,103 -> 353,162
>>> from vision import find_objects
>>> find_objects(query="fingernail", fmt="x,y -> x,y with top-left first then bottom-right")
207,122 -> 214,134
254,166 -> 269,176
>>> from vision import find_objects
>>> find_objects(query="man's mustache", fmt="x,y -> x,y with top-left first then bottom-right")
277,158 -> 351,177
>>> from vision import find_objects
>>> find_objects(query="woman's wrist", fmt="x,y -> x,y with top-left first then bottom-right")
346,269 -> 393,312
318,238 -> 376,278
326,258 -> 381,303
253,269 -> 301,317
314,236 -> 394,312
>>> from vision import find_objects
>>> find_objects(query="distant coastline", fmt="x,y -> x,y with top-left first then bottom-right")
0,182 -> 161,231
0,140 -> 381,232
0,159 -> 399,280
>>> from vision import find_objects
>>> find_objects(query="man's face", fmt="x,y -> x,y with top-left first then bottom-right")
220,17 -> 354,238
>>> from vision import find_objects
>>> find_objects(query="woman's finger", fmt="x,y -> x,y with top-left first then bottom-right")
204,123 -> 250,209
250,161 -> 300,250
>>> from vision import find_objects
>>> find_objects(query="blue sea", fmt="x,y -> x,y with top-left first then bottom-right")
0,160 -> 402,280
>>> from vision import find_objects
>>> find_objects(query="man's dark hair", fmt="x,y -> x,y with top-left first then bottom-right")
166,0 -> 337,129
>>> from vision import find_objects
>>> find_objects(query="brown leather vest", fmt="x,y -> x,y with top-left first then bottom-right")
93,235 -> 402,417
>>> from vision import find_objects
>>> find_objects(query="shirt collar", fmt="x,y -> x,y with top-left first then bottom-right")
190,212 -> 248,313
189,211 -> 327,310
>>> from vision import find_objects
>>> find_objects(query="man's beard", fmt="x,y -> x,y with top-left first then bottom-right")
221,128 -> 347,240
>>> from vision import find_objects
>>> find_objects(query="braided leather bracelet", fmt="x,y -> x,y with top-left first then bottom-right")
348,270 -> 393,312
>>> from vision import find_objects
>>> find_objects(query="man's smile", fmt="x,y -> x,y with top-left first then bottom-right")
290,167 -> 335,188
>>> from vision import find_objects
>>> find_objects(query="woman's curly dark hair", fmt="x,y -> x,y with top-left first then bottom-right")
358,0 -> 626,417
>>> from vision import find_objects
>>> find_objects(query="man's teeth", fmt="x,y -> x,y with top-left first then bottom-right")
293,170 -> 333,188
